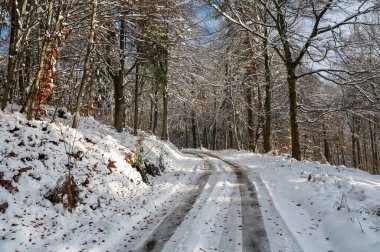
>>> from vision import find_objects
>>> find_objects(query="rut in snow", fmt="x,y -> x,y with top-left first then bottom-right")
137,160 -> 212,252
137,151 -> 270,252
203,153 -> 271,252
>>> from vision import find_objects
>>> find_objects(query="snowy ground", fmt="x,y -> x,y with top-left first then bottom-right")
0,109 -> 204,252
212,150 -> 380,252
1,109 -> 380,252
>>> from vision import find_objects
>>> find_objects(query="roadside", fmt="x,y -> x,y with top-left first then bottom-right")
211,150 -> 380,252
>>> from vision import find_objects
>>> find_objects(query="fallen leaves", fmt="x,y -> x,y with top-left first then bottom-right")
68,150 -> 84,160
0,179 -> 19,193
1,170 -> 18,193
12,167 -> 32,182
107,159 -> 117,172
0,202 -> 8,214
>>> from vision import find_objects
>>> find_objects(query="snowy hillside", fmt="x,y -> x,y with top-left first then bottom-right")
0,110 -> 204,251
1,110 -> 380,252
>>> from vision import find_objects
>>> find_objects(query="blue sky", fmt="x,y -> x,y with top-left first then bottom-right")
193,4 -> 220,33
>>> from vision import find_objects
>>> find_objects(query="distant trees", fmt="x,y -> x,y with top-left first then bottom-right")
207,0 -> 380,161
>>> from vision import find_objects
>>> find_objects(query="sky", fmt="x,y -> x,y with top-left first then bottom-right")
193,3 -> 220,34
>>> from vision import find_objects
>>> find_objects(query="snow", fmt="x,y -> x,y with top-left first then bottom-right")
0,109 -> 204,252
1,108 -> 380,252
213,150 -> 380,252
161,155 -> 243,252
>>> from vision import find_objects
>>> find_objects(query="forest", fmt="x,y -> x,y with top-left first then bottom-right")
0,0 -> 379,174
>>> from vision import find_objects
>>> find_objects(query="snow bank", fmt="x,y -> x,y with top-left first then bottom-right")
217,150 -> 380,252
0,109 -> 202,251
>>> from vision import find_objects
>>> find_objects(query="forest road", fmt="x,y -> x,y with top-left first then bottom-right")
202,152 -> 271,252
136,151 -> 270,252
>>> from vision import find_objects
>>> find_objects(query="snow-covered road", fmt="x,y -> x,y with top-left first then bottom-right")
204,152 -> 302,252
133,151 -> 300,252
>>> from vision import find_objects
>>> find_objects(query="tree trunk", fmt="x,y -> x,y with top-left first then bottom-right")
375,119 -> 379,174
114,17 -> 126,132
185,124 -> 188,148
287,64 -> 301,160
263,32 -> 272,152
245,33 -> 256,151
203,126 -> 208,148
225,131 -> 228,150
153,96 -> 158,134
154,22 -> 169,140
370,119 -> 378,174
352,118 -> 357,168
213,92 -> 217,150
160,45 -> 169,140
276,5 -> 301,160
2,0 -> 27,110
212,124 -> 217,150
2,0 -> 17,110
149,81 -> 159,134
363,134 -> 369,171
254,84 -> 265,151
323,125 -> 331,163
246,84 -> 255,150
161,82 -> 169,140
133,59 -> 139,136
228,125 -> 234,149
27,0 -> 56,120
335,144 -> 340,165
191,109 -> 196,148
72,0 -> 97,128
232,108 -> 241,150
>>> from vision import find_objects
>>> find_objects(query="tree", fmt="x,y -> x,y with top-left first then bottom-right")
208,0 -> 380,160
72,0 -> 97,129
1,0 -> 28,110
26,0 -> 71,120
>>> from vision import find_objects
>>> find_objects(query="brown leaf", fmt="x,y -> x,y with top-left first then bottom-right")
0,179 -> 19,193
12,167 -> 32,182
107,159 -> 117,172
68,151 -> 83,160
0,202 -> 8,214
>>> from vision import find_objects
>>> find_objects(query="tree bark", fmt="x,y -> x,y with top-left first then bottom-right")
228,125 -> 234,149
263,30 -> 272,152
160,45 -> 169,140
72,0 -> 97,129
27,0 -> 57,120
203,126 -> 208,148
370,119 -> 378,174
276,2 -> 302,160
323,124 -> 331,163
212,95 -> 217,150
191,108 -> 197,148
133,58 -> 139,136
351,118 -> 357,168
245,33 -> 256,151
114,17 -> 126,132
2,0 -> 28,110
150,83 -> 159,134
185,123 -> 188,148
287,64 -> 301,160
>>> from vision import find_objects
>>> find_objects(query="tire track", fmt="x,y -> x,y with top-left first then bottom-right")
249,172 -> 303,251
203,153 -> 271,252
135,151 -> 272,252
136,157 -> 212,252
